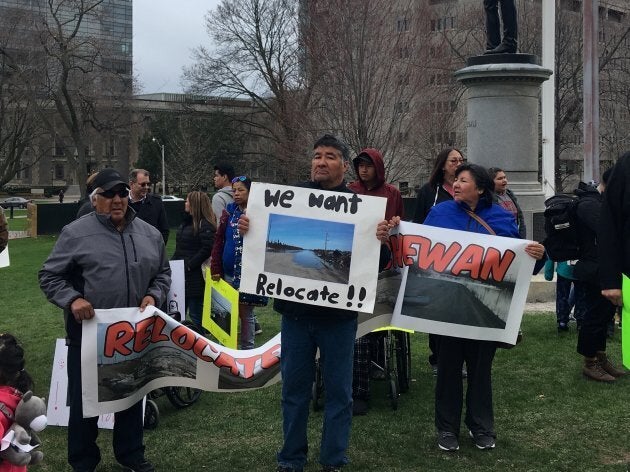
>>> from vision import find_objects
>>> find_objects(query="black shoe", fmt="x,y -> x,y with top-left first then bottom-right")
469,430 -> 496,450
558,322 -> 569,332
352,398 -> 368,416
438,431 -> 459,451
430,363 -> 438,376
484,42 -> 517,54
254,322 -> 263,335
119,459 -> 154,472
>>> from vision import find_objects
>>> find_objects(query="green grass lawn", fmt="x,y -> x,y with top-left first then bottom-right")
4,208 -> 29,231
0,236 -> 628,471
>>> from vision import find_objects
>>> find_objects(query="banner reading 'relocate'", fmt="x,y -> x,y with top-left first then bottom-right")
81,306 -> 281,417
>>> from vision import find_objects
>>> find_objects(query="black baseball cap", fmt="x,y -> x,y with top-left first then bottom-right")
92,168 -> 129,191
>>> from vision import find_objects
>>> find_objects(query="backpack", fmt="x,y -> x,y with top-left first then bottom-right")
543,194 -> 580,261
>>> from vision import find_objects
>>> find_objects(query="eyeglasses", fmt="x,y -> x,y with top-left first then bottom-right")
231,176 -> 247,183
97,188 -> 129,199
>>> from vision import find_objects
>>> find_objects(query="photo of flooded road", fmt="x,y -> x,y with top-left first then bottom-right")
264,214 -> 354,283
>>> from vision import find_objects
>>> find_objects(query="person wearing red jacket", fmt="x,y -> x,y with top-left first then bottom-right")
348,148 -> 404,415
348,148 -> 404,221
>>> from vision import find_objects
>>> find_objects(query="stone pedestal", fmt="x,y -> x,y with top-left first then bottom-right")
454,55 -> 552,240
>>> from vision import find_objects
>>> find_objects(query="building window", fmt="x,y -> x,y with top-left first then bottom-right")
396,16 -> 409,33
399,46 -> 410,59
54,164 -> 65,180
431,16 -> 455,31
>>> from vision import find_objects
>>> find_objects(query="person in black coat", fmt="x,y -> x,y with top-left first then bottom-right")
128,169 -> 170,243
172,191 -> 216,328
599,152 -> 630,308
573,180 -> 625,381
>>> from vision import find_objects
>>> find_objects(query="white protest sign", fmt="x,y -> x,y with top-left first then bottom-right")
239,183 -> 386,313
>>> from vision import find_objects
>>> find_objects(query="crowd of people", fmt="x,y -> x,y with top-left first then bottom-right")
0,137 -> 626,472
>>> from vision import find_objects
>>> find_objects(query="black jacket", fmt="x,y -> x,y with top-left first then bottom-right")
574,182 -> 601,282
129,194 -> 170,243
172,214 -> 215,298
599,153 -> 630,289
412,182 -> 453,223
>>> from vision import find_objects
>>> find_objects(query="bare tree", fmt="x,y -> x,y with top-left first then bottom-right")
184,0 -> 316,183
0,0 -> 132,198
0,17 -> 47,188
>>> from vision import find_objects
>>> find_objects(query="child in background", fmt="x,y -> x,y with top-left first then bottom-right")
0,333 -> 35,472
211,176 -> 267,349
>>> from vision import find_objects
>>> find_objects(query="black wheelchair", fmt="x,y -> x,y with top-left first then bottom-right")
312,329 -> 411,411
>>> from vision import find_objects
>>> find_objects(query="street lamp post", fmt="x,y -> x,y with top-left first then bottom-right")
152,138 -> 166,195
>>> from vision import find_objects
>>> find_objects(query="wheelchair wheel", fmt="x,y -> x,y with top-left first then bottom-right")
385,332 -> 399,410
143,399 -> 159,429
165,386 -> 202,408
396,332 -> 412,393
312,360 -> 324,412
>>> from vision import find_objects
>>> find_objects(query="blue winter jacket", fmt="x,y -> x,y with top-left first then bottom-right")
424,199 -> 520,238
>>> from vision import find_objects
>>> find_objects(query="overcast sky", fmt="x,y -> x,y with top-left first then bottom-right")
133,0 -> 220,95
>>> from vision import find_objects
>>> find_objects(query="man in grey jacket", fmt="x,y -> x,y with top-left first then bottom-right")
39,168 -> 171,472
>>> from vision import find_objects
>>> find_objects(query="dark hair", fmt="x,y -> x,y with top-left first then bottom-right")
487,167 -> 504,179
601,167 -> 613,185
455,163 -> 494,205
313,134 -> 350,162
214,163 -> 235,181
428,147 -> 464,188
0,333 -> 34,393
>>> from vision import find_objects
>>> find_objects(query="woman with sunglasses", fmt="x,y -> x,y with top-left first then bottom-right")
172,191 -> 216,330
211,176 -> 267,349
412,147 -> 465,376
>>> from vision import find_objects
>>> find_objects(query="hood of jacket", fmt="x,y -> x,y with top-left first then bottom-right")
352,148 -> 385,190
574,181 -> 600,199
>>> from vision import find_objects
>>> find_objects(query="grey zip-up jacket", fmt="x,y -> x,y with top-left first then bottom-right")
39,208 -> 171,345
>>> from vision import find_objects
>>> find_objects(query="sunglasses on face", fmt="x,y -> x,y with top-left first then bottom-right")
231,175 -> 247,183
98,188 -> 129,199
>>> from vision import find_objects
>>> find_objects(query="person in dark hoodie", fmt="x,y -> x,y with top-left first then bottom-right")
348,148 -> 404,415
574,176 -> 626,382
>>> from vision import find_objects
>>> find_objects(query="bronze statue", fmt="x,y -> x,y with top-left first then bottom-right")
484,0 -> 517,54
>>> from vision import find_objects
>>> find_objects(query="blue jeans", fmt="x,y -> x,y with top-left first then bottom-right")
186,297 -> 203,328
277,314 -> 357,470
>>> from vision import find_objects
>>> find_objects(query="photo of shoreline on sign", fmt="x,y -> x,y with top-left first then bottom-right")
265,214 -> 354,284
239,183 -> 386,313
390,221 -> 535,344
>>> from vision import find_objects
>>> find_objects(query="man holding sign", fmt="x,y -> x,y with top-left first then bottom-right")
239,134 -> 390,472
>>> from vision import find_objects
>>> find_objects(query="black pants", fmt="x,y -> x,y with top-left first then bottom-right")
435,336 -> 497,437
484,0 -> 518,48
67,344 -> 145,470
575,281 -> 616,358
